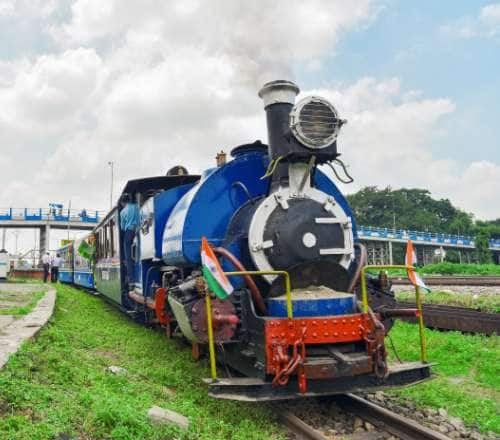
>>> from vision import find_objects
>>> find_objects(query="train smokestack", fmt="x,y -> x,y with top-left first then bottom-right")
258,80 -> 300,162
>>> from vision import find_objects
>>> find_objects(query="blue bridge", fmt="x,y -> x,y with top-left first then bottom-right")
357,226 -> 500,265
0,207 -> 498,265
0,207 -> 106,258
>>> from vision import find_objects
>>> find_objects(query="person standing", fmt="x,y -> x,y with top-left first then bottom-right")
120,194 -> 139,291
42,252 -> 51,283
51,253 -> 62,283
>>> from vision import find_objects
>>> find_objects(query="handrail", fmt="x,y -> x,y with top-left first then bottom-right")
360,264 -> 427,363
224,270 -> 293,318
358,225 -> 500,249
205,269 -> 292,381
0,207 -> 106,223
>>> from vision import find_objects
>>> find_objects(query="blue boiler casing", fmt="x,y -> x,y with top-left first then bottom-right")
161,147 -> 358,267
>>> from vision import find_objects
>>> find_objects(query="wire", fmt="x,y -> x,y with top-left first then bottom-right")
327,158 -> 354,184
260,155 -> 284,180
388,333 -> 403,363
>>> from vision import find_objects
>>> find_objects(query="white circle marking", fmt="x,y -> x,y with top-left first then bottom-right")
302,232 -> 317,248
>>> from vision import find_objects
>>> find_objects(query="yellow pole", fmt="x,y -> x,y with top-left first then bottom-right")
205,292 -> 217,381
224,270 -> 293,319
415,285 -> 427,362
360,266 -> 369,313
359,264 -> 427,362
283,271 -> 292,319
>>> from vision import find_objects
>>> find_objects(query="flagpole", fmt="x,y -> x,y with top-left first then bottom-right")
205,291 -> 218,381
415,285 -> 427,362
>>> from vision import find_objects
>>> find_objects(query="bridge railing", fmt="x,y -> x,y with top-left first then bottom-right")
357,225 -> 500,250
0,208 -> 106,224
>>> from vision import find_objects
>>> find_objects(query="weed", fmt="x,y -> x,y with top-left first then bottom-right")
396,290 -> 500,313
0,284 -> 285,439
0,290 -> 46,316
387,322 -> 500,433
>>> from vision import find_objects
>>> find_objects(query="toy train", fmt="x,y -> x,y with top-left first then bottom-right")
58,80 -> 430,401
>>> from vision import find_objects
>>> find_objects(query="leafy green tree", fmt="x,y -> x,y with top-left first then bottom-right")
475,229 -> 493,263
346,186 -> 474,233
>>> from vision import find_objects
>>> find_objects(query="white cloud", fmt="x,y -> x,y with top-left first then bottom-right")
0,0 -> 499,253
440,2 -> 500,39
0,1 -> 14,17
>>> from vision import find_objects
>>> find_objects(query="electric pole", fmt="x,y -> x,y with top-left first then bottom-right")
108,161 -> 114,210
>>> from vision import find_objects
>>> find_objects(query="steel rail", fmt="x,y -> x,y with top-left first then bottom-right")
391,276 -> 500,286
279,410 -> 328,440
396,302 -> 499,335
336,394 -> 450,440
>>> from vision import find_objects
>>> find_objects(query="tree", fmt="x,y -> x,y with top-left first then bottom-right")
475,229 -> 492,264
346,186 -> 474,233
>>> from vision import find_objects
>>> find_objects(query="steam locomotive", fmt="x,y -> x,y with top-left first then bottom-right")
64,80 -> 430,400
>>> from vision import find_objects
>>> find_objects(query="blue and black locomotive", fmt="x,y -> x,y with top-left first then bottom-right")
61,80 -> 430,400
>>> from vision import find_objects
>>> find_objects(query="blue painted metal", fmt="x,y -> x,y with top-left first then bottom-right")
357,225 -> 500,250
161,149 -> 363,266
74,270 -> 94,289
0,208 -> 103,223
267,292 -> 356,317
162,151 -> 270,265
58,270 -> 74,284
153,183 -> 196,259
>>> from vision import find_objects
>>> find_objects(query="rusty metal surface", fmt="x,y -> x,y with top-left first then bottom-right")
205,362 -> 431,401
336,393 -> 450,440
191,297 -> 238,343
279,410 -> 328,440
397,302 -> 499,335
391,276 -> 500,286
265,314 -> 372,347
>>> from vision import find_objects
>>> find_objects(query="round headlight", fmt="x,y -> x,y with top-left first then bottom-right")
289,96 -> 345,149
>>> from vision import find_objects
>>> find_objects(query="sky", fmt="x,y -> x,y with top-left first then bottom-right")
0,0 -> 499,253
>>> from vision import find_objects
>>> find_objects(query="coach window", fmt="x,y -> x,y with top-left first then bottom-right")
109,219 -> 115,257
95,231 -> 101,259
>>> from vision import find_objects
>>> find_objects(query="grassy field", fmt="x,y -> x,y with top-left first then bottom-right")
387,322 -> 500,434
396,290 -> 500,313
0,283 -> 498,437
0,284 -> 284,440
369,262 -> 500,277
420,262 -> 500,276
0,288 -> 46,316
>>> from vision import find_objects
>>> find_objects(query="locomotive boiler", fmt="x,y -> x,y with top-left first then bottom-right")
92,80 -> 430,400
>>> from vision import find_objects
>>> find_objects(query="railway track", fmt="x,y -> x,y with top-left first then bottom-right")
280,394 -> 450,440
396,302 -> 499,335
390,275 -> 500,286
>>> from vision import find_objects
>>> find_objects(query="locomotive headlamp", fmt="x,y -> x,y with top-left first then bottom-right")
289,96 -> 346,150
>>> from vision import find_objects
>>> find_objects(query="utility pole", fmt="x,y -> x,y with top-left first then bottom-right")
67,200 -> 71,241
108,161 -> 114,210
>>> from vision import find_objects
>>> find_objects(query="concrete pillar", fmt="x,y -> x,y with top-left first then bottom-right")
439,246 -> 445,263
1,228 -> 5,250
388,241 -> 393,265
39,225 -> 50,262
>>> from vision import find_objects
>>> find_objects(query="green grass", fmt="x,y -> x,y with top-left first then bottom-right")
6,278 -> 43,284
368,262 -> 500,278
0,290 -> 46,316
396,290 -> 500,313
387,322 -> 500,433
420,262 -> 500,276
0,284 -> 285,440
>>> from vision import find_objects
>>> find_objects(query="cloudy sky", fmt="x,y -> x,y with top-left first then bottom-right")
1,0 -> 499,253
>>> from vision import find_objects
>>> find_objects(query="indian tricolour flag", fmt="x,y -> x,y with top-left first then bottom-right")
405,240 -> 430,293
201,237 -> 234,299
